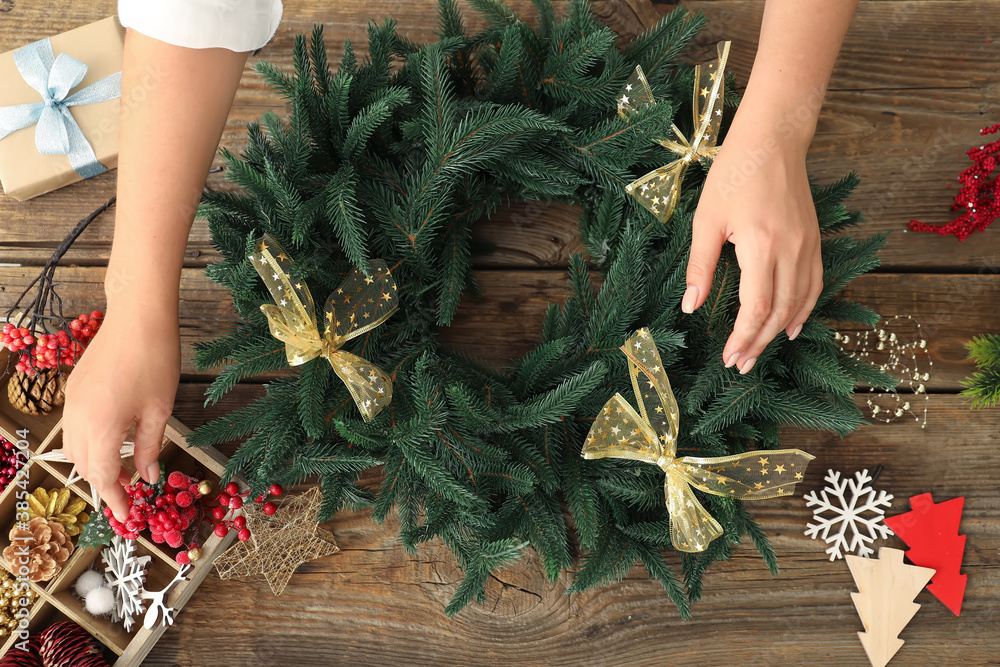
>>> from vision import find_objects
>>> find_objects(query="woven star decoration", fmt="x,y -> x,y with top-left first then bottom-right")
213,486 -> 339,596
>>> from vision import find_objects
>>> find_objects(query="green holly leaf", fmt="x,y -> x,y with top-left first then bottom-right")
77,512 -> 114,550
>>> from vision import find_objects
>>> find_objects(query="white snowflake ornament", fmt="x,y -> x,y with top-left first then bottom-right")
803,469 -> 893,560
102,536 -> 151,631
141,564 -> 191,629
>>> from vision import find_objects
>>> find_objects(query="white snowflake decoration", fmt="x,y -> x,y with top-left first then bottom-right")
102,536 -> 151,631
803,469 -> 894,560
141,564 -> 191,629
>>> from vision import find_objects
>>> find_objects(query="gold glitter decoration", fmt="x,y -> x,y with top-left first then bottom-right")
213,487 -> 339,596
582,328 -> 814,552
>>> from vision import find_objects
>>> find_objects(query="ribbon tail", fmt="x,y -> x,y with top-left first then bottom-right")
625,161 -> 684,223
64,71 -> 122,107
328,350 -> 393,422
666,469 -> 723,553
0,101 -> 42,142
260,304 -> 323,367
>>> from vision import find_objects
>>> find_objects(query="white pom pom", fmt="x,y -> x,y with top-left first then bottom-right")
85,586 -> 116,616
75,570 -> 105,598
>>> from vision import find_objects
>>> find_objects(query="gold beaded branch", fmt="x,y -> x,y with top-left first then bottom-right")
836,315 -> 931,428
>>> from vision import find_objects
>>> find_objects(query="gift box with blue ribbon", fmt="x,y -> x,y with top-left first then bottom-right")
0,17 -> 125,201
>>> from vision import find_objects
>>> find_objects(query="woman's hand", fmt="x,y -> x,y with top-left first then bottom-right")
682,120 -> 822,375
63,307 -> 180,521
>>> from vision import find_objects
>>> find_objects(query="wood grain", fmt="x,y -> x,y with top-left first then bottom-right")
3,1 -> 1000,271
139,395 -> 998,667
1,1 -> 998,666
0,266 -> 991,391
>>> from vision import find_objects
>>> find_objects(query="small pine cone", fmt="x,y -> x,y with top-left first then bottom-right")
6,369 -> 65,417
0,633 -> 42,666
39,621 -> 108,667
2,518 -> 74,583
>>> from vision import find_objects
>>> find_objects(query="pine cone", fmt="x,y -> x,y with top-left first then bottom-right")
2,518 -> 74,583
26,488 -> 90,537
0,633 -> 41,666
39,621 -> 108,667
7,369 -> 65,417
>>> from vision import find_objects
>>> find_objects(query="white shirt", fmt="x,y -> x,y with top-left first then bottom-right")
118,0 -> 283,52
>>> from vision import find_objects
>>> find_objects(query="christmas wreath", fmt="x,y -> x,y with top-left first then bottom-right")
190,0 -> 889,615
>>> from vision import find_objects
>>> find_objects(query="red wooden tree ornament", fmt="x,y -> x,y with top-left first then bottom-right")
885,493 -> 968,615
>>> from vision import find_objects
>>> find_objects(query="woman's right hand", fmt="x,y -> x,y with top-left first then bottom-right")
62,306 -> 180,522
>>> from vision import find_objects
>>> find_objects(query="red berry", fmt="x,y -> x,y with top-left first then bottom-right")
262,502 -> 277,516
212,507 -> 226,521
175,551 -> 191,565
151,531 -> 165,544
215,493 -> 230,507
175,491 -> 194,508
237,528 -> 251,542
155,497 -> 167,508
161,520 -> 175,531
167,471 -> 189,489
164,493 -> 176,505
168,509 -> 180,520
188,483 -> 200,494
229,496 -> 243,510
269,484 -> 284,497
165,530 -> 184,548
214,524 -> 229,538
103,507 -> 113,518
224,482 -> 240,497
232,516 -> 246,530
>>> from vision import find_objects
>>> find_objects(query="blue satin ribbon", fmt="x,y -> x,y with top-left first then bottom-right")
0,37 -> 121,179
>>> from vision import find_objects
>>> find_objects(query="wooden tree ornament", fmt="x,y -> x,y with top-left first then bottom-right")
846,547 -> 935,667
885,493 -> 968,615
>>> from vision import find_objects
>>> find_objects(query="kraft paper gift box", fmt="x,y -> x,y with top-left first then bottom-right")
0,17 -> 125,201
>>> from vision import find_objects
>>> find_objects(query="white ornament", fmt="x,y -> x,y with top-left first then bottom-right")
84,586 -> 115,615
74,569 -> 105,598
803,469 -> 893,561
141,564 -> 191,629
102,536 -> 151,631
33,443 -> 136,510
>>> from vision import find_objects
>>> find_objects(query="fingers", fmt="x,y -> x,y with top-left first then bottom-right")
736,259 -> 809,373
723,242 -> 775,372
682,214 -> 726,314
134,410 -> 168,485
88,436 -> 131,522
786,251 -> 824,340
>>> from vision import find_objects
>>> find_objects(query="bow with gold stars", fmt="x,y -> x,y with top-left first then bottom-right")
616,41 -> 731,223
249,235 -> 398,422
582,328 -> 813,552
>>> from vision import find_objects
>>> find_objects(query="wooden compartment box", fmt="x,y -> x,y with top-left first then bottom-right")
0,349 -> 238,665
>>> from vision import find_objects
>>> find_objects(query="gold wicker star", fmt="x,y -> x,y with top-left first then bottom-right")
213,486 -> 339,596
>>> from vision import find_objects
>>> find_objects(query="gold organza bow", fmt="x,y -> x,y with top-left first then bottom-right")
249,235 -> 398,422
617,41 -> 731,223
582,328 -> 813,552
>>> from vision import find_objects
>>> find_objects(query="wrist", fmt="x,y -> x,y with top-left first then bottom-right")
729,79 -> 823,156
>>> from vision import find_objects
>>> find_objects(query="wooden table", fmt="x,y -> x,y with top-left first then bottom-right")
1,0 -> 997,665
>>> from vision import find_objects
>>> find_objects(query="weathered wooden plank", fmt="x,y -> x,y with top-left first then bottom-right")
141,393 -> 998,666
2,1 -> 998,271
0,266 -> 990,390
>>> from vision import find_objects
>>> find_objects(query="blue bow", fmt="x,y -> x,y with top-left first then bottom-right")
0,37 -> 121,179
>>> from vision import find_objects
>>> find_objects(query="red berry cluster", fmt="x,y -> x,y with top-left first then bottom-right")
105,471 -> 202,546
0,437 -> 22,494
2,310 -> 103,376
205,482 -> 283,542
909,123 -> 1000,240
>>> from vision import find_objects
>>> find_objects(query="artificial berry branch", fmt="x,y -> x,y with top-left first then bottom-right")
2,196 -> 116,376
909,123 -> 1000,240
